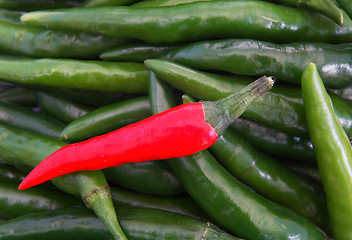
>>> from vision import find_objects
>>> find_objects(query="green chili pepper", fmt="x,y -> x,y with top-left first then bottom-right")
20,1 -> 352,44
36,92 -> 93,124
0,125 -> 127,240
130,0 -> 233,7
0,101 -> 65,138
132,0 -> 344,25
43,87 -> 138,107
145,59 -> 352,138
84,0 -> 141,7
104,161 -> 185,196
230,118 -> 316,165
182,93 -> 331,233
0,58 -> 149,93
110,186 -> 207,219
0,182 -> 82,219
0,87 -> 37,107
0,164 -> 26,184
0,8 -> 24,24
0,208 -> 114,240
302,62 -> 352,240
59,96 -> 151,142
100,43 -> 181,62
336,0 -> 352,20
275,0 -> 343,25
283,162 -> 322,187
0,0 -> 83,11
149,68 -> 326,240
0,20 -> 130,59
163,39 -> 352,89
0,207 -> 241,240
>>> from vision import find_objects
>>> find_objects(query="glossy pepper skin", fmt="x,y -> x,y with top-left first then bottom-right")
21,1 -> 352,44
0,101 -> 65,138
19,76 -> 274,190
183,94 -> 331,232
336,0 -> 352,20
110,186 -> 207,220
0,208 -> 114,240
275,0 -> 343,25
0,20 -> 129,59
36,92 -> 93,124
130,0 -> 232,8
212,129 -> 330,232
0,164 -> 26,184
42,87 -> 138,107
0,182 -> 81,219
59,96 -> 151,142
100,43 -> 181,62
84,0 -> 140,7
0,207 -> 240,240
149,69 -> 326,240
0,0 -> 83,11
0,87 -> 37,107
145,59 -> 352,138
302,63 -> 352,240
104,161 -> 185,196
164,39 -> 352,89
0,58 -> 149,94
230,118 -> 316,165
131,0 -> 343,25
0,125 -> 127,240
0,9 -> 24,24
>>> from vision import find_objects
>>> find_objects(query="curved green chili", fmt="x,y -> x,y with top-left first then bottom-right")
0,0 -> 83,11
36,92 -> 93,124
21,1 -> 352,44
0,58 -> 149,93
0,207 -> 240,240
84,0 -> 140,7
163,39 -> 352,89
284,162 -> 322,187
0,164 -> 26,184
336,0 -> 352,20
183,94 -> 330,232
148,67 -> 326,239
0,87 -> 37,107
230,118 -> 316,165
110,186 -> 207,219
0,101 -> 65,138
0,9 -> 24,24
145,59 -> 352,138
104,161 -> 185,196
100,43 -> 181,62
302,62 -> 352,240
0,208 -> 114,240
59,96 -> 151,142
0,21 -> 129,59
0,125 -> 127,240
131,0 -> 227,7
0,182 -> 82,219
43,87 -> 138,107
275,0 -> 343,25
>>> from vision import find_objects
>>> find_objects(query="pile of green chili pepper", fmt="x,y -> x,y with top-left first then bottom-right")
0,0 -> 351,239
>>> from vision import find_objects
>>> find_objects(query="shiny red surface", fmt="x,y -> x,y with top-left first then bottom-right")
19,102 -> 217,190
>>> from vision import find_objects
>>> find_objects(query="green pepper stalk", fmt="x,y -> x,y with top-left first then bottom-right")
0,125 -> 127,240
302,62 -> 352,240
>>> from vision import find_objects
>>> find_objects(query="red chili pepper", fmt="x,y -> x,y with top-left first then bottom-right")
19,75 -> 274,190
